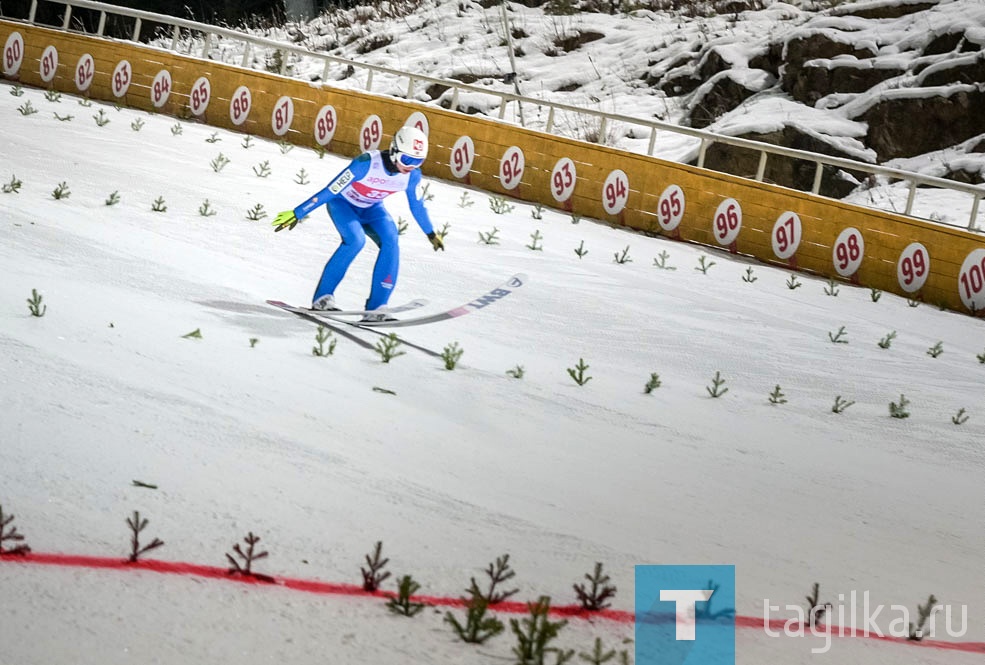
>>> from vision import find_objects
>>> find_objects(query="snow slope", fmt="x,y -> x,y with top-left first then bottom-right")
1,81 -> 984,664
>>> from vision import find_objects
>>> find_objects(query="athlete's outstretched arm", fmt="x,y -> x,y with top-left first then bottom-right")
404,169 -> 435,235
293,154 -> 373,220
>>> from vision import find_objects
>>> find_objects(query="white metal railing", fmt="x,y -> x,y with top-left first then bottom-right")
7,0 -> 985,231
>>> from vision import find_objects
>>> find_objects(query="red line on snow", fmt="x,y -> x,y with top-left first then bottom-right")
3,552 -> 983,654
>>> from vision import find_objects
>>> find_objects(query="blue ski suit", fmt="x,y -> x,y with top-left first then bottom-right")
293,150 -> 435,310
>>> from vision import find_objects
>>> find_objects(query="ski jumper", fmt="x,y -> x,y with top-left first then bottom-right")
293,151 -> 435,310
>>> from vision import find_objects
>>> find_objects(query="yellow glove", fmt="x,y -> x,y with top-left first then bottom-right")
427,231 -> 445,251
272,210 -> 299,232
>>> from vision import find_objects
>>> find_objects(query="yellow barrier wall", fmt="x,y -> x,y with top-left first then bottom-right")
4,20 -> 985,314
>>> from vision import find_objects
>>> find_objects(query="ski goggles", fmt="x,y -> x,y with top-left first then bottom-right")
394,152 -> 425,169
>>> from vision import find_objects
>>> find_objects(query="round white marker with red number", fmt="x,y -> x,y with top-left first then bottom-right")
832,227 -> 864,277
449,136 -> 475,179
712,198 -> 742,246
499,146 -> 524,191
360,115 -> 382,151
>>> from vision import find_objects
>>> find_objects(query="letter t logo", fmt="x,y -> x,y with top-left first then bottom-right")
660,589 -> 714,640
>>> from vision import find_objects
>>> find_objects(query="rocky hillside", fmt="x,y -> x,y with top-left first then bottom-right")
662,0 -> 985,196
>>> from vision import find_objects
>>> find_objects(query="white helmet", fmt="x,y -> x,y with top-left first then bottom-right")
390,126 -> 428,172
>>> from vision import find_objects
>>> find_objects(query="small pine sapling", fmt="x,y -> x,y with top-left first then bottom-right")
510,597 -> 571,665
171,123 -> 183,136
420,182 -> 434,201
653,250 -> 676,270
249,337 -> 259,348
437,223 -> 451,241
199,199 -> 218,217
832,395 -> 855,414
926,341 -> 943,358
742,267 -> 757,283
396,217 -> 408,235
870,287 -> 882,302
527,229 -> 544,251
907,298 -> 920,308
567,358 -> 592,386
246,203 -> 267,221
2,175 -> 22,193
0,504 -> 31,556
252,160 -> 272,178
51,181 -> 71,199
441,341 -> 464,370
181,328 -> 203,339
952,408 -> 969,425
458,192 -> 474,208
375,333 -> 406,363
828,326 -> 848,343
613,246 -> 632,264
93,109 -> 110,126
126,510 -> 164,562
446,586 -> 504,644
9,85 -> 24,96
225,531 -> 273,581
579,637 -> 616,664
77,98 -> 92,107
706,371 -> 728,398
488,195 -> 514,214
205,132 -> 221,143
312,326 -> 336,356
695,255 -> 715,274
44,89 -> 61,102
151,196 -> 168,212
786,273 -> 802,290
17,100 -> 38,115
531,203 -> 544,220
574,562 -> 616,611
574,240 -> 588,258
373,386 -> 396,395
26,288 -> 46,317
361,540 -> 391,591
478,227 -> 501,245
315,145 -> 326,159
506,365 -> 525,379
889,394 -> 910,419
241,135 -> 254,149
294,168 -> 310,185
130,118 -> 145,131
387,575 -> 426,617
805,583 -> 831,628
278,140 -> 294,154
210,153 -> 230,172
105,191 -> 120,206
907,595 -> 939,641
644,373 -> 661,394
53,113 -> 73,121
877,331 -> 897,349
473,554 -> 519,605
570,214 -> 582,224
768,385 -> 787,405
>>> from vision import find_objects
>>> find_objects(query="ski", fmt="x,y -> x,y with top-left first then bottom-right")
341,324 -> 444,358
267,300 -> 442,357
266,298 -> 428,317
318,273 -> 529,328
266,300 -> 376,350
